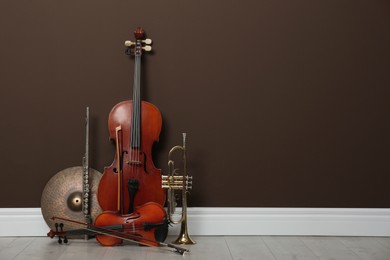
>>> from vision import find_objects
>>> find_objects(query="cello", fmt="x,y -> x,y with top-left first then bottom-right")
97,27 -> 165,214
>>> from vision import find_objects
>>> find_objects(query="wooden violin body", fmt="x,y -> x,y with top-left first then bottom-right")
98,100 -> 165,214
94,202 -> 168,246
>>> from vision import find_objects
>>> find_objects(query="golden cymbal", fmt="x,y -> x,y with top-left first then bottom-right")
41,166 -> 102,231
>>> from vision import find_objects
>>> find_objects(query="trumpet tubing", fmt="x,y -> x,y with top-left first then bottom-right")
161,133 -> 195,244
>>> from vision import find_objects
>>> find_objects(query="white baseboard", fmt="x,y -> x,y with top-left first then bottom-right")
1,208 -> 390,237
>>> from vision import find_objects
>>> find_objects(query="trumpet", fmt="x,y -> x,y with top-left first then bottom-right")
162,133 -> 196,245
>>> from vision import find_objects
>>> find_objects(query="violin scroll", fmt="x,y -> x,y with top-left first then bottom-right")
47,223 -> 68,244
125,27 -> 152,55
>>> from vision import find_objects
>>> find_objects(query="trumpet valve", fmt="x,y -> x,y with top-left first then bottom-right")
162,175 -> 185,189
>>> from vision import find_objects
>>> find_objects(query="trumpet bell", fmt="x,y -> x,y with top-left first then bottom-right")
174,220 -> 196,244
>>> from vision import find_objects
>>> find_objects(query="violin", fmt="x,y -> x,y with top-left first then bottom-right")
97,27 -> 165,214
47,213 -> 189,255
47,203 -> 168,246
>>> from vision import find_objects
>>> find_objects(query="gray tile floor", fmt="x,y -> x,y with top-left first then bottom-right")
1,236 -> 390,260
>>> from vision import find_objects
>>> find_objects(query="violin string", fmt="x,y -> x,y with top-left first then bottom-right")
136,52 -> 140,177
136,51 -> 141,182
116,126 -> 122,212
128,47 -> 141,213
127,42 -> 144,213
132,52 -> 136,171
132,53 -> 137,211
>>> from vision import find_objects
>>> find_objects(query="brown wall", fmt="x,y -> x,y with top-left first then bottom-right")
1,0 -> 389,208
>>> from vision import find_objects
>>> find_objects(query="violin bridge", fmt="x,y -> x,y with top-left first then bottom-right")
127,160 -> 143,166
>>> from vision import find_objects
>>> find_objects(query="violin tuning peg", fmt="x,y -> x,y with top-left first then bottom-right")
142,46 -> 152,52
142,38 -> 152,44
125,40 -> 135,47
125,48 -> 134,56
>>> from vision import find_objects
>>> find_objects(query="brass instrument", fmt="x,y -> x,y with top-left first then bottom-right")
162,133 -> 196,245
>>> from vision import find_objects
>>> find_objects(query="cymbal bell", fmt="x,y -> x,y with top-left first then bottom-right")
41,166 -> 102,231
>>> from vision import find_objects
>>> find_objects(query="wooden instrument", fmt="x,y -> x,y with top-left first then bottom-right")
47,215 -> 189,255
97,27 -> 165,214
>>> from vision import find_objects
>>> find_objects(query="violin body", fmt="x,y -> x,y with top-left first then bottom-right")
97,100 -> 165,214
94,202 -> 168,246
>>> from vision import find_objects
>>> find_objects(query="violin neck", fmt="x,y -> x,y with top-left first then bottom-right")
131,53 -> 141,149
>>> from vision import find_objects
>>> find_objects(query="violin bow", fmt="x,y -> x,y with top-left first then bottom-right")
50,216 -> 189,255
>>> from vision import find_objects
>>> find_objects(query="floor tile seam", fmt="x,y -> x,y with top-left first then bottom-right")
375,237 -> 390,250
336,237 -> 375,260
0,237 -> 17,249
299,237 -> 328,259
260,236 -> 279,260
337,237 -> 390,258
300,237 -> 365,260
11,237 -> 35,260
223,236 -> 236,260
